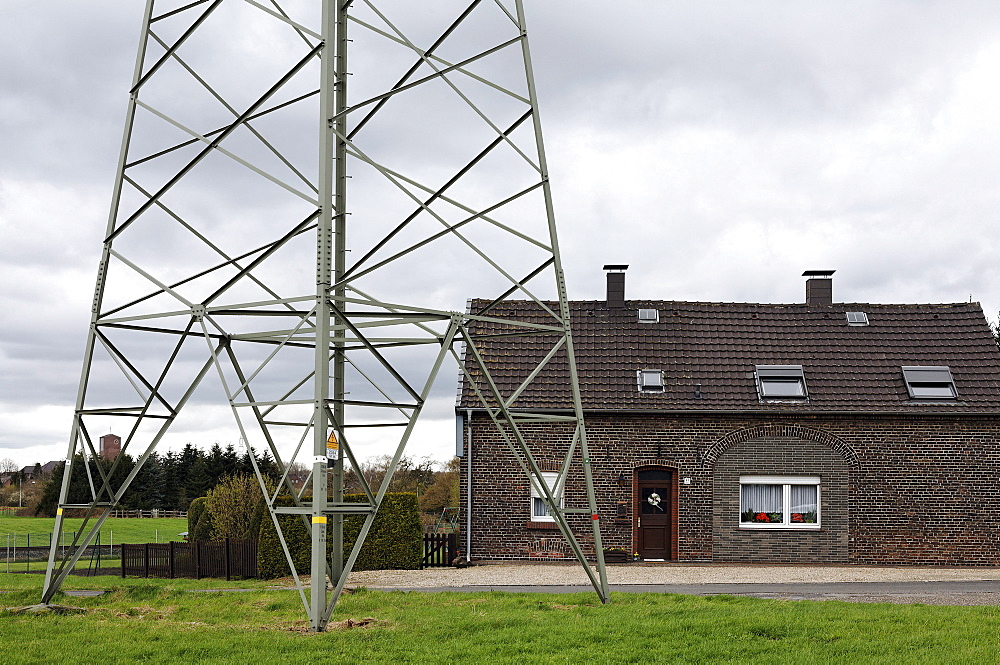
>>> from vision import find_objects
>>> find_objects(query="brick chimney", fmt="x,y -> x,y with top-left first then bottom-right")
803,270 -> 835,305
603,264 -> 628,308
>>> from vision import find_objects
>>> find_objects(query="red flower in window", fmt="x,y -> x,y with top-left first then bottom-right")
791,513 -> 804,522
754,512 -> 770,522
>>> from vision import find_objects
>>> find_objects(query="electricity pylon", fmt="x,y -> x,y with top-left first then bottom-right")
41,0 -> 608,631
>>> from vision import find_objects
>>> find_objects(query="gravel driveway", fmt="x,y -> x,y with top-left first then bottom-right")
346,563 -> 1000,605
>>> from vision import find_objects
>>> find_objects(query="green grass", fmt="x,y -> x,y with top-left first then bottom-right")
2,573 -> 999,663
0,516 -> 188,547
2,558 -> 120,573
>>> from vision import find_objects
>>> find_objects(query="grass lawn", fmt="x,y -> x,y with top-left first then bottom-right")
2,573 -> 999,663
0,516 -> 188,547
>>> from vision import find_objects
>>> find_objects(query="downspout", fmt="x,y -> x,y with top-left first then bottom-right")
465,408 -> 473,559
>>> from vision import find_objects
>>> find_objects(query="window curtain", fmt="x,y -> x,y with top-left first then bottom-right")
790,485 -> 818,513
531,473 -> 560,518
741,484 -> 781,512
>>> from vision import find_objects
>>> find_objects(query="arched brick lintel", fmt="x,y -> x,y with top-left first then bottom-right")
625,461 -> 681,472
703,424 -> 860,469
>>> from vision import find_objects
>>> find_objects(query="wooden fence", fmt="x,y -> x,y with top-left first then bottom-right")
125,534 -> 454,577
121,539 -> 257,580
421,532 -> 457,569
110,509 -> 188,519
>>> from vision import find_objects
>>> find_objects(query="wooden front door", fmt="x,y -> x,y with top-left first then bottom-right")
637,469 -> 673,560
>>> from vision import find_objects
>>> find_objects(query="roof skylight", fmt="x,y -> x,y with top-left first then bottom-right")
756,365 -> 808,400
638,308 -> 659,323
637,369 -> 664,392
846,311 -> 869,326
902,366 -> 957,400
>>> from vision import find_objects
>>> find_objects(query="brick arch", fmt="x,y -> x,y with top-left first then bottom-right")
702,424 -> 860,469
626,460 -> 681,472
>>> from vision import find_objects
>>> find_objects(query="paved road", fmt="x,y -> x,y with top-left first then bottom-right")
367,580 -> 1000,605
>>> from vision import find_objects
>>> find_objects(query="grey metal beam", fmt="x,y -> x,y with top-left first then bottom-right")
42,0 -> 158,600
109,41 -> 324,243
330,36 -> 523,122
305,0 -> 342,632
514,0 -> 608,600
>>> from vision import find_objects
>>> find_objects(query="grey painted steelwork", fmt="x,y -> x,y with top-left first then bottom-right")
41,0 -> 608,631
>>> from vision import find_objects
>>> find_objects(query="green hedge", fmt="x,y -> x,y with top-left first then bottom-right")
257,492 -> 422,578
344,492 -> 422,572
187,496 -> 213,540
256,497 -> 310,579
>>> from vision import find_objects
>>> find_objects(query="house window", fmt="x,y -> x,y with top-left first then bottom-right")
755,365 -> 807,399
902,366 -> 957,400
638,308 -> 659,323
740,476 -> 820,528
637,369 -> 665,392
531,472 -> 563,522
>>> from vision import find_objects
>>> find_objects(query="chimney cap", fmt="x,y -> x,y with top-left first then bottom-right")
603,264 -> 629,272
802,270 -> 835,278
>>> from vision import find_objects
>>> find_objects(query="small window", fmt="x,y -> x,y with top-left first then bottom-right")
740,476 -> 820,528
637,369 -> 665,392
531,472 -> 563,522
902,366 -> 957,400
846,311 -> 869,326
638,308 -> 659,323
755,365 -> 807,399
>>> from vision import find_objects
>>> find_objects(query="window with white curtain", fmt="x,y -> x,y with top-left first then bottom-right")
740,476 -> 820,528
531,472 -> 563,522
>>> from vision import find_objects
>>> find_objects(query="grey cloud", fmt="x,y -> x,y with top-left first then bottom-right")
5,1 -> 1000,467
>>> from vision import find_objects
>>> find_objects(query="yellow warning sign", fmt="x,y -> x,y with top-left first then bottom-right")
326,431 -> 338,459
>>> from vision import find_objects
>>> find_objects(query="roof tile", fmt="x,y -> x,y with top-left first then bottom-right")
459,300 -> 1000,413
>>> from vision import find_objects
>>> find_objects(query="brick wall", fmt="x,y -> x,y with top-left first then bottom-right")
460,412 -> 1000,565
712,437 -> 849,562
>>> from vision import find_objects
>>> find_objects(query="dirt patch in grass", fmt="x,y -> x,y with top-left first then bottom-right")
5,603 -> 86,615
329,617 -> 379,630
100,604 -> 176,621
281,617 -> 383,633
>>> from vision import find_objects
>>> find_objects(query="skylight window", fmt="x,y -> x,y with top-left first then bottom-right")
756,365 -> 808,399
902,366 -> 957,400
637,369 -> 664,392
638,308 -> 659,323
846,311 -> 869,326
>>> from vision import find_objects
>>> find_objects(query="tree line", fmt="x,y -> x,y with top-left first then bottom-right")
30,444 -> 460,521
34,443 -> 282,516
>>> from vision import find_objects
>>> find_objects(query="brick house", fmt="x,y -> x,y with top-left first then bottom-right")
457,269 -> 1000,564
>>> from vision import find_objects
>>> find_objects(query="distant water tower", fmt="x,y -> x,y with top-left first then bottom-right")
99,434 -> 121,461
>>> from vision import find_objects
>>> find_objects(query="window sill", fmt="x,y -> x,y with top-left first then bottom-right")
526,521 -> 560,530
739,525 -> 822,531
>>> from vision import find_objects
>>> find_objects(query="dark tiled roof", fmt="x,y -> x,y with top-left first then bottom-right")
459,300 -> 1000,413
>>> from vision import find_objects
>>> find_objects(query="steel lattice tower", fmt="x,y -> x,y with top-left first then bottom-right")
42,0 -> 608,631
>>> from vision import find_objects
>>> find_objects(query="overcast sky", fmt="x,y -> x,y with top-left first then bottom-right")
4,1 -> 1000,470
